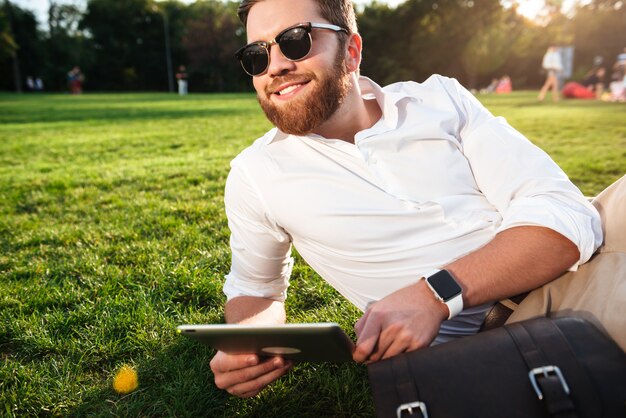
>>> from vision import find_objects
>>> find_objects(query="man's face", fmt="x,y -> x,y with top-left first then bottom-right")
245,0 -> 351,136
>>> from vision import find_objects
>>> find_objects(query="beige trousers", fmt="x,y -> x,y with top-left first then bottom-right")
507,175 -> 626,351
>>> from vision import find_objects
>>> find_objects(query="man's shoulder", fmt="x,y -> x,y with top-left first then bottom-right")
231,128 -> 279,166
383,74 -> 461,96
380,75 -> 467,109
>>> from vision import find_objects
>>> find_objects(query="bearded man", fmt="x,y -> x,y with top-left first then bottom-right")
209,0 -> 602,398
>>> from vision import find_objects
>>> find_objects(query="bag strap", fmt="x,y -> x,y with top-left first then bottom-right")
506,321 -> 578,418
390,354 -> 428,418
480,292 -> 529,331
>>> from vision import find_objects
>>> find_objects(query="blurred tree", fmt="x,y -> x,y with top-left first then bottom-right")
359,1 -> 401,84
1,0 -> 623,92
0,1 -> 44,91
495,10 -> 546,88
359,0 -> 503,87
570,0 -> 626,79
80,0 -> 183,90
0,8 -> 17,61
460,6 -> 514,87
49,2 -> 82,34
183,0 -> 247,91
44,2 -> 93,91
421,0 -> 503,84
152,1 -> 191,93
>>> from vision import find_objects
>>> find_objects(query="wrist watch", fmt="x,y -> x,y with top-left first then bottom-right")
424,269 -> 464,320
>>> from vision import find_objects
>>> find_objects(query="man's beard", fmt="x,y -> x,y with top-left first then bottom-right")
257,49 -> 351,136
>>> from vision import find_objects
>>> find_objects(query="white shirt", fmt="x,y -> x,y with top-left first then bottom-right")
223,75 -> 602,341
542,49 -> 563,72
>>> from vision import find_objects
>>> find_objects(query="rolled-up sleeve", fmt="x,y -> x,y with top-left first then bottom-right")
223,159 -> 293,301
450,78 -> 603,268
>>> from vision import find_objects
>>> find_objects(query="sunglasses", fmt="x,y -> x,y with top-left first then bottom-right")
235,22 -> 349,76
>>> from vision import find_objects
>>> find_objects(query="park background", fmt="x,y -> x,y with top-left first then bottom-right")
1,0 -> 625,417
1,0 -> 626,92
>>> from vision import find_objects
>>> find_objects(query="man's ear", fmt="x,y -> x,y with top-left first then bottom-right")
344,32 -> 362,73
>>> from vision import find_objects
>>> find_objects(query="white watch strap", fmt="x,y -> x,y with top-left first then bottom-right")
423,269 -> 464,320
446,293 -> 463,319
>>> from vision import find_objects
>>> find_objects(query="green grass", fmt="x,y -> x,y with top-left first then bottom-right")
0,91 -> 624,417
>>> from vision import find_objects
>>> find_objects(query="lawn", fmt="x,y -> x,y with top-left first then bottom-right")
0,91 -> 624,417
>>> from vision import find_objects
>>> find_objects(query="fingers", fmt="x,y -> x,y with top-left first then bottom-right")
353,308 -> 370,335
353,307 -> 437,363
353,281 -> 450,363
210,351 -> 259,375
377,328 -> 420,361
353,313 -> 381,363
210,351 -> 293,398
356,317 -> 411,363
355,317 -> 431,363
367,324 -> 405,362
226,357 -> 293,398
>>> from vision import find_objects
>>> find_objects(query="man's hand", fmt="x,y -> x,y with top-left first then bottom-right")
212,296 -> 290,397
353,279 -> 448,363
210,351 -> 293,398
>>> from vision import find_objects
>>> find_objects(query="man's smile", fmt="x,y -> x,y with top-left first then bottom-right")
269,79 -> 312,100
277,82 -> 306,95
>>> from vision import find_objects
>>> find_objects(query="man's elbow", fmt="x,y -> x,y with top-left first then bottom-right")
548,229 -> 581,272
562,239 -> 581,270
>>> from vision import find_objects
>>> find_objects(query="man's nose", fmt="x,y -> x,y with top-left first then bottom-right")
266,44 -> 297,77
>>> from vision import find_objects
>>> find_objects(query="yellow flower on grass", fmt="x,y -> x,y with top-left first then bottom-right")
113,365 -> 139,394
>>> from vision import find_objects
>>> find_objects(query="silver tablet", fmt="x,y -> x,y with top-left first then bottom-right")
177,322 -> 355,362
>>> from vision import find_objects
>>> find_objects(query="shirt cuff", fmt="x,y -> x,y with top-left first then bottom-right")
223,271 -> 290,302
497,196 -> 602,270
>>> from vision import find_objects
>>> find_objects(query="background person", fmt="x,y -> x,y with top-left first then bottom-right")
609,47 -> 626,101
176,65 -> 188,95
67,66 -> 84,94
26,76 -> 35,91
210,0 -> 602,399
538,46 -> 563,102
582,66 -> 606,97
479,78 -> 499,94
495,75 -> 512,93
562,66 -> 606,99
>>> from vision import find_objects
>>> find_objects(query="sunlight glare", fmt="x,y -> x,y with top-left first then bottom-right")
516,0 -> 545,20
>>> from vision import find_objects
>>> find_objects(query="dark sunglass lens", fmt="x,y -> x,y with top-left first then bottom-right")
278,27 -> 311,60
241,44 -> 269,76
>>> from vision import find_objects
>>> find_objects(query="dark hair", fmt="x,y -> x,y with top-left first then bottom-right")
237,0 -> 357,34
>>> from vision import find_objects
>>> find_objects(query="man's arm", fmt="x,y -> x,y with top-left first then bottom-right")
210,296 -> 292,398
225,296 -> 287,325
214,151 -> 295,397
355,77 -> 600,363
447,226 -> 579,305
353,225 -> 579,363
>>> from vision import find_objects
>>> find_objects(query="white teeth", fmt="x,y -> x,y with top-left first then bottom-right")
278,84 -> 302,95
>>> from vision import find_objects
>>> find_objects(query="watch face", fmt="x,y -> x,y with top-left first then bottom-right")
427,270 -> 462,301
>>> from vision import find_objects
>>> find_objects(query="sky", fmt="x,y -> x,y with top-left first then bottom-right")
12,0 -> 581,29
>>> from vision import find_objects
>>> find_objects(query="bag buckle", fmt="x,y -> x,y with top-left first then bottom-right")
396,401 -> 428,418
528,365 -> 570,400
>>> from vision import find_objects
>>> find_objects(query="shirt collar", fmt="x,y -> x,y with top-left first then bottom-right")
358,76 -> 416,134
266,76 -> 415,144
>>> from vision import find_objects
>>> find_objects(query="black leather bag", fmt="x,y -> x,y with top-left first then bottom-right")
367,317 -> 626,418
